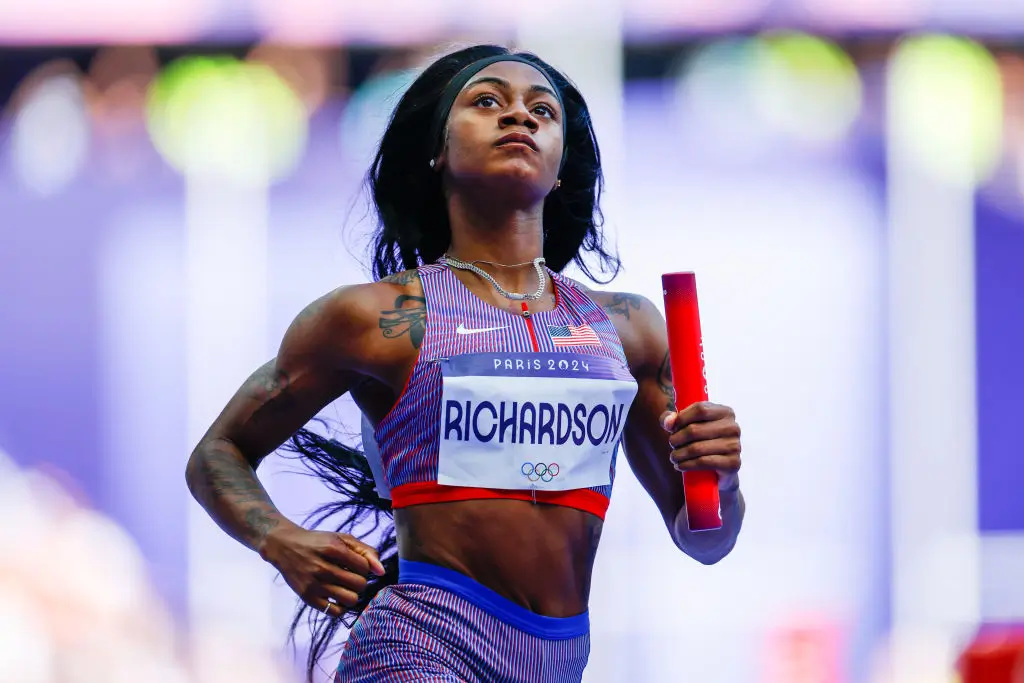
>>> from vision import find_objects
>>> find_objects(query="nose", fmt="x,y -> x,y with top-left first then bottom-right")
499,100 -> 538,132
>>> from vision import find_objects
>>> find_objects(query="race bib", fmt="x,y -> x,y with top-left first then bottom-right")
437,352 -> 638,491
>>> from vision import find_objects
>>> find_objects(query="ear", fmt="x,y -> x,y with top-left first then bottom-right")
432,127 -> 453,171
433,148 -> 447,171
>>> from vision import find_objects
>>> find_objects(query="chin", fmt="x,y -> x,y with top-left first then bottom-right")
453,159 -> 555,203
486,161 -> 551,195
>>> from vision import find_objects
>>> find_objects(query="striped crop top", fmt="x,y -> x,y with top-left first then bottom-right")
360,260 -> 639,520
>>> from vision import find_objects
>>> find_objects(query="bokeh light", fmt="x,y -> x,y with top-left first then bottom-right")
246,44 -> 336,115
56,510 -> 149,617
675,38 -> 779,159
675,34 -> 861,159
339,66 -> 418,170
9,69 -> 90,196
146,56 -> 308,186
889,34 -> 1004,187
0,446 -> 295,683
754,32 -> 863,146
0,587 -> 55,683
87,46 -> 160,132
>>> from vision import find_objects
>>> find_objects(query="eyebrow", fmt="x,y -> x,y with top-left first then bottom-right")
464,76 -> 559,102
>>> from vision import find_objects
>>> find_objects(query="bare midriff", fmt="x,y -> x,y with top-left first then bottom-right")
394,499 -> 603,618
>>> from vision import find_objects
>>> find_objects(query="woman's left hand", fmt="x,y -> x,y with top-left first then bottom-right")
661,401 -> 742,491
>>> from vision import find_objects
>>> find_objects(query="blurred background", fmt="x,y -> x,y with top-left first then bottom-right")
1,0 -> 1023,682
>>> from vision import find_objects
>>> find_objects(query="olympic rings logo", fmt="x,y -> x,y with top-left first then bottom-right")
521,462 -> 560,482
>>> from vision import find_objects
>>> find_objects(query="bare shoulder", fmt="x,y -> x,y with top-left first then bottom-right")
280,269 -> 425,369
565,278 -> 658,327
576,284 -> 666,374
589,290 -> 652,323
559,277 -> 649,319
376,268 -> 423,290
313,269 -> 423,326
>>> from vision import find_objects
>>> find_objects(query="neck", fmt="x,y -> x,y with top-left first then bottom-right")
446,189 -> 546,293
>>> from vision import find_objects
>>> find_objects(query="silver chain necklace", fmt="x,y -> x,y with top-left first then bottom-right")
444,253 -> 547,301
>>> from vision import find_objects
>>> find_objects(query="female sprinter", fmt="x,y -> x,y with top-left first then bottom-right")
185,44 -> 745,683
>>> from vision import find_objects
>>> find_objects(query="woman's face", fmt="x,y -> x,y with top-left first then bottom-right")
437,61 -> 564,199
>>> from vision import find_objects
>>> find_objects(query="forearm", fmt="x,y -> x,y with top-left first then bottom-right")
672,484 -> 745,565
185,437 -> 295,552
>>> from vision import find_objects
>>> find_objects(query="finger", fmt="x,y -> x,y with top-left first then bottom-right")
672,454 -> 740,473
659,411 -> 677,433
346,539 -> 387,577
668,419 -> 740,449
320,540 -> 371,575
669,437 -> 742,466
311,595 -> 337,617
316,583 -> 362,610
675,402 -> 734,429
313,563 -> 369,594
313,595 -> 348,618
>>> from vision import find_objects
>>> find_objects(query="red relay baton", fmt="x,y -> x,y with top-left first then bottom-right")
662,272 -> 722,531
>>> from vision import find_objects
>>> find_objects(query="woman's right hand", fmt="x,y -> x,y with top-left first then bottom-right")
257,521 -> 387,617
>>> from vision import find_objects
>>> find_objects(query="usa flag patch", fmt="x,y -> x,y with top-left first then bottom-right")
547,323 -> 600,347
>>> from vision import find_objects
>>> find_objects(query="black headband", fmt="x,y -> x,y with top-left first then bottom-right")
427,54 -> 569,171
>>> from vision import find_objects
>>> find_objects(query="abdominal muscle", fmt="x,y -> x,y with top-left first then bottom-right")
394,498 -> 603,618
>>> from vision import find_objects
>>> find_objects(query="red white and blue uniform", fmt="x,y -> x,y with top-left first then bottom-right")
336,260 -> 638,682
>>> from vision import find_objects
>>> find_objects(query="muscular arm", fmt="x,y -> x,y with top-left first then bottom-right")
185,286 -> 379,552
598,292 -> 745,565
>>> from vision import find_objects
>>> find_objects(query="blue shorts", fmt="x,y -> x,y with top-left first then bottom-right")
335,559 -> 590,682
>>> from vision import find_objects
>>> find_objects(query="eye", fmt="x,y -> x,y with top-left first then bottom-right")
474,94 -> 499,108
533,103 -> 556,119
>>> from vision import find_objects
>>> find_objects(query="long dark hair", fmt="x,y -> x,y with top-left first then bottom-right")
283,44 -> 617,682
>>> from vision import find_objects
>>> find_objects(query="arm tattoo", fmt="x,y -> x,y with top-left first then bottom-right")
602,293 -> 644,320
191,443 -> 274,508
381,270 -> 418,286
294,295 -> 327,323
657,350 -> 677,412
379,294 -> 427,349
243,362 -> 297,431
240,294 -> 327,430
244,507 -> 281,540
189,442 -> 282,545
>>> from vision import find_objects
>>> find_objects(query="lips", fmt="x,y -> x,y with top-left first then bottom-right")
495,132 -> 538,151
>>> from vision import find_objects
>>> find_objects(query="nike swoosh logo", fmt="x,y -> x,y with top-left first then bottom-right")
456,323 -> 509,335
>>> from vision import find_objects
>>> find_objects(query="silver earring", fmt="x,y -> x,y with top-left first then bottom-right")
429,159 -> 436,169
